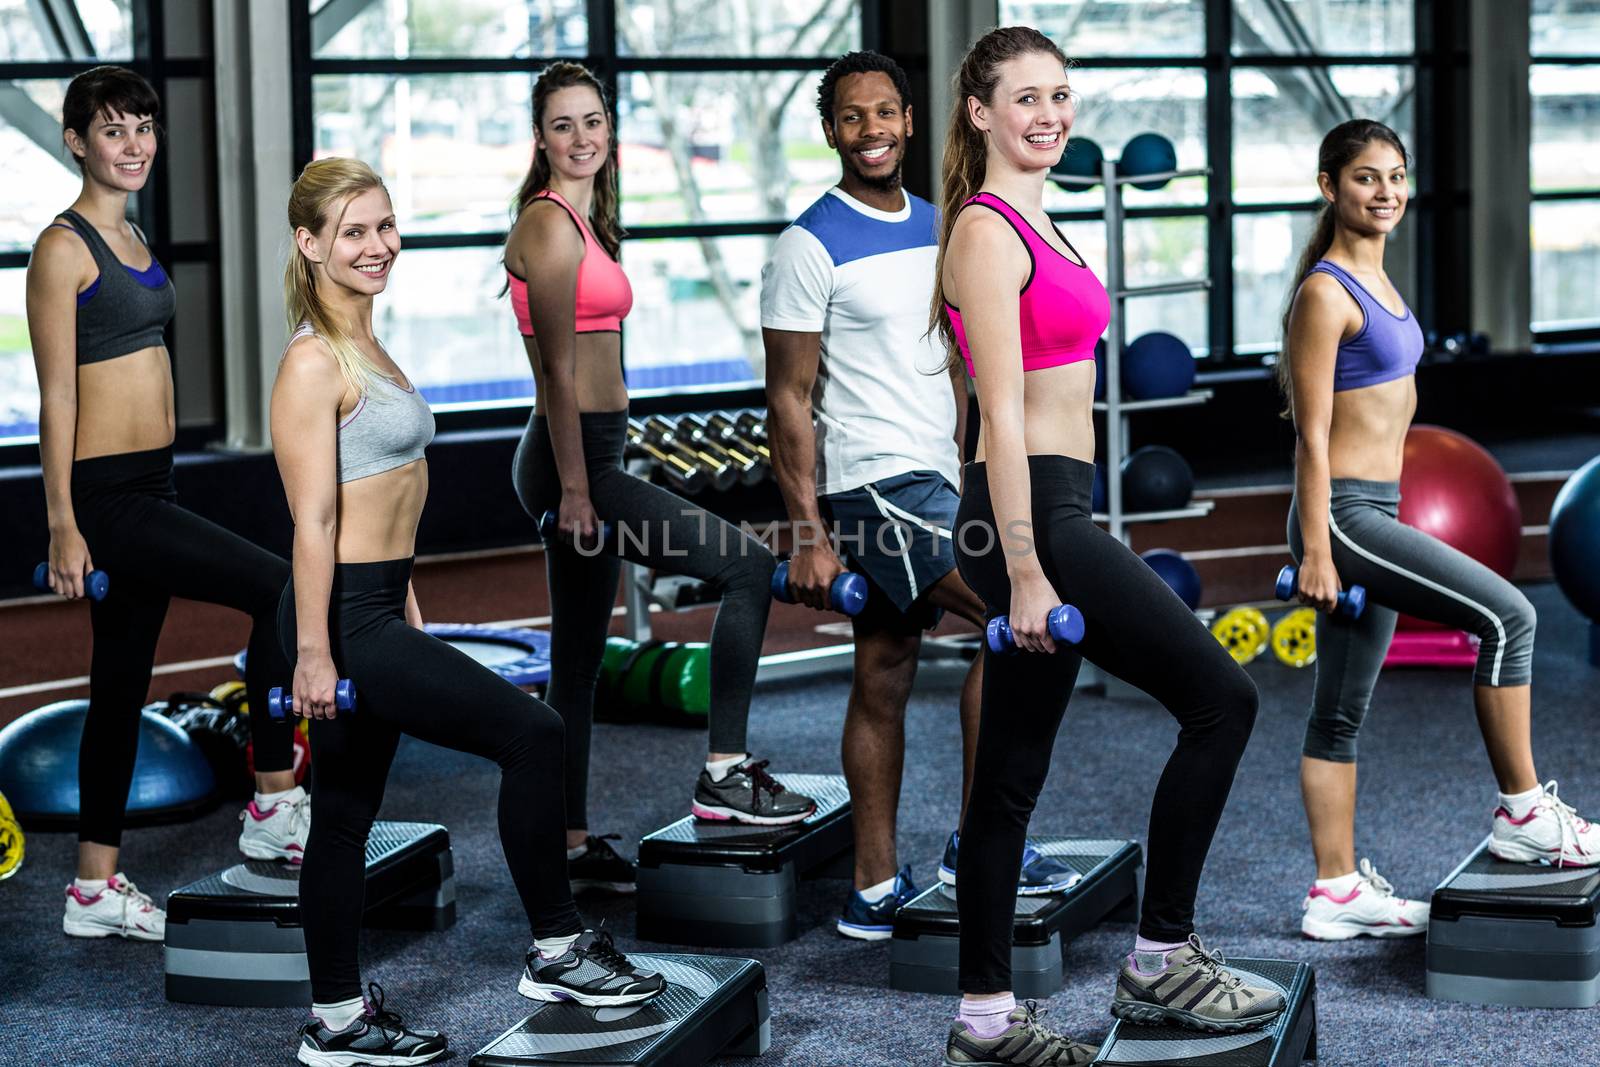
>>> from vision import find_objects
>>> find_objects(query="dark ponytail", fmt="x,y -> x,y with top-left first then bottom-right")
1276,118 -> 1410,416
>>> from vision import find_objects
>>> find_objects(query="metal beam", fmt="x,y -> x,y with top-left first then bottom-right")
310,0 -> 379,54
26,0 -> 95,60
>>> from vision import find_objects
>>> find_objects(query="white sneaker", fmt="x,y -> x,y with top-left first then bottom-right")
239,786 -> 311,863
1300,858 -> 1428,940
63,874 -> 165,941
1489,780 -> 1600,868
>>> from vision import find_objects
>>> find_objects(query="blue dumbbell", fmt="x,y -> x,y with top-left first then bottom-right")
771,560 -> 868,616
987,604 -> 1087,653
34,562 -> 109,601
537,510 -> 613,547
268,679 -> 356,720
1275,565 -> 1366,620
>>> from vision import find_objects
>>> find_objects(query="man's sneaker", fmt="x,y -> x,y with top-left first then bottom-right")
837,864 -> 916,941
939,831 -> 1082,896
569,833 -> 637,894
1301,858 -> 1428,940
519,929 -> 667,1007
239,786 -> 311,863
296,983 -> 446,1066
1489,780 -> 1600,868
943,1001 -> 1098,1066
63,874 -> 165,941
692,758 -> 816,825
1112,934 -> 1285,1033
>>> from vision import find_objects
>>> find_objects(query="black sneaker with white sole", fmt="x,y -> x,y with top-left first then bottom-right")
518,929 -> 667,1007
295,984 -> 446,1067
691,757 -> 816,825
569,833 -> 637,894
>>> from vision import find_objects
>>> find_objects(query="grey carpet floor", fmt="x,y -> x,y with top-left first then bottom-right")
3,581 -> 1596,1066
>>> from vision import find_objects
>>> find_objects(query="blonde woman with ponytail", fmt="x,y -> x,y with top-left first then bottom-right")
29,66 -> 303,946
1281,121 -> 1596,945
272,157 -> 662,1067
931,28 -> 1278,1066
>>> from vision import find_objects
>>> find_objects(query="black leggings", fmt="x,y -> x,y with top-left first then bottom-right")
278,559 -> 580,1003
954,456 -> 1259,993
71,446 -> 293,847
512,410 -> 776,829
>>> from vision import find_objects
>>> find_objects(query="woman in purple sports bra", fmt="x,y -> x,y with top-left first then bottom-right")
929,28 -> 1278,1066
1281,120 -> 1599,945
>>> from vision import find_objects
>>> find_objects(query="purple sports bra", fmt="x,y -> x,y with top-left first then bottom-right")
1306,259 -> 1423,392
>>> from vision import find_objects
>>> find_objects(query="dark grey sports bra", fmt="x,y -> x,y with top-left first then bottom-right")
49,209 -> 176,365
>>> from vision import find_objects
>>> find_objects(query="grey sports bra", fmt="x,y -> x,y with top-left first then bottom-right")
288,324 -> 435,483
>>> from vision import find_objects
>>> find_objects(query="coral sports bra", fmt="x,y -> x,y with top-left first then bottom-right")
943,192 -> 1109,377
507,189 -> 632,336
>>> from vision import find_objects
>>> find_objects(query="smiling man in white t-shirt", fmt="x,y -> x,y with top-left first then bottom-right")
762,51 -> 1079,942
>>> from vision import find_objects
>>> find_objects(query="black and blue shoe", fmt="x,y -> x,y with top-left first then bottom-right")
939,831 -> 1081,896
837,864 -> 916,941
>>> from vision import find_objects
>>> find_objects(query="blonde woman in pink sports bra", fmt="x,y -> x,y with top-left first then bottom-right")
502,64 -> 817,890
929,28 -> 1278,1067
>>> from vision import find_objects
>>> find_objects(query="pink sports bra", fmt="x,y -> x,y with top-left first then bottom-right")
944,192 -> 1110,377
506,189 -> 632,336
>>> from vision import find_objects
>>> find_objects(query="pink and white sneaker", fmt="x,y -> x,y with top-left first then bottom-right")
1489,780 -> 1600,868
63,874 -> 165,941
238,786 -> 311,863
1300,859 -> 1428,940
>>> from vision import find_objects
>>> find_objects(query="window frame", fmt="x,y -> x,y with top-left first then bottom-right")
1529,46 -> 1600,345
288,0 -> 887,426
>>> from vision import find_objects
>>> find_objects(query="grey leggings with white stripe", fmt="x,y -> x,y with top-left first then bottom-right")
1287,478 -> 1535,762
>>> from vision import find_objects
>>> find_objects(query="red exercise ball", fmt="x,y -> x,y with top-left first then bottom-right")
1396,425 -> 1521,631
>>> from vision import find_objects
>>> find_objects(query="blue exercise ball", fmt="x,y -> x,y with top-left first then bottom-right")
1092,463 -> 1108,513
0,700 -> 216,830
1051,137 -> 1104,190
1550,455 -> 1600,621
1141,548 -> 1201,610
1094,338 -> 1107,401
1118,133 -> 1178,191
1123,331 -> 1196,400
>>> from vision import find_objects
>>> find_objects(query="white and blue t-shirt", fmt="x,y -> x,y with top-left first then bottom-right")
759,187 -> 960,496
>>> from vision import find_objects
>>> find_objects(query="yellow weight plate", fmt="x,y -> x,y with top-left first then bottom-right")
0,789 -> 23,880
1272,607 -> 1318,668
1211,607 -> 1269,665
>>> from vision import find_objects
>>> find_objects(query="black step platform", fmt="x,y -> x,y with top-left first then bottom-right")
890,837 -> 1142,997
637,774 -> 851,947
1092,959 -> 1316,1066
470,953 -> 767,1066
164,821 -> 455,1007
1426,836 -> 1600,1007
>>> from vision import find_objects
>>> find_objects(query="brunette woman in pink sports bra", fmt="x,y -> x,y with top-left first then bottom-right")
502,64 -> 816,889
929,29 -> 1276,1066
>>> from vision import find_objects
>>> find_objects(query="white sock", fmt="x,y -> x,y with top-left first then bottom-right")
313,996 -> 365,1032
73,877 -> 109,894
1314,870 -> 1362,892
535,932 -> 581,959
255,787 -> 298,809
857,875 -> 897,903
1500,785 -> 1544,820
566,841 -> 588,861
705,753 -> 747,782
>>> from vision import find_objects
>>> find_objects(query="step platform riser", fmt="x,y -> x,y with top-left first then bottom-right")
1091,958 -> 1316,1066
163,821 -> 454,1007
470,954 -> 767,1066
890,838 -> 1142,997
1426,837 -> 1600,1009
637,774 -> 852,948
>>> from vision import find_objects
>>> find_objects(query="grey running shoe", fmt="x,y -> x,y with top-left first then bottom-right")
296,983 -> 446,1067
692,758 -> 817,825
943,1002 -> 1098,1066
518,929 -> 666,1007
1112,933 -> 1285,1033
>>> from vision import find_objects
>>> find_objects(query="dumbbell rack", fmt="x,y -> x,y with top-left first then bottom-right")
1058,155 -> 1215,547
